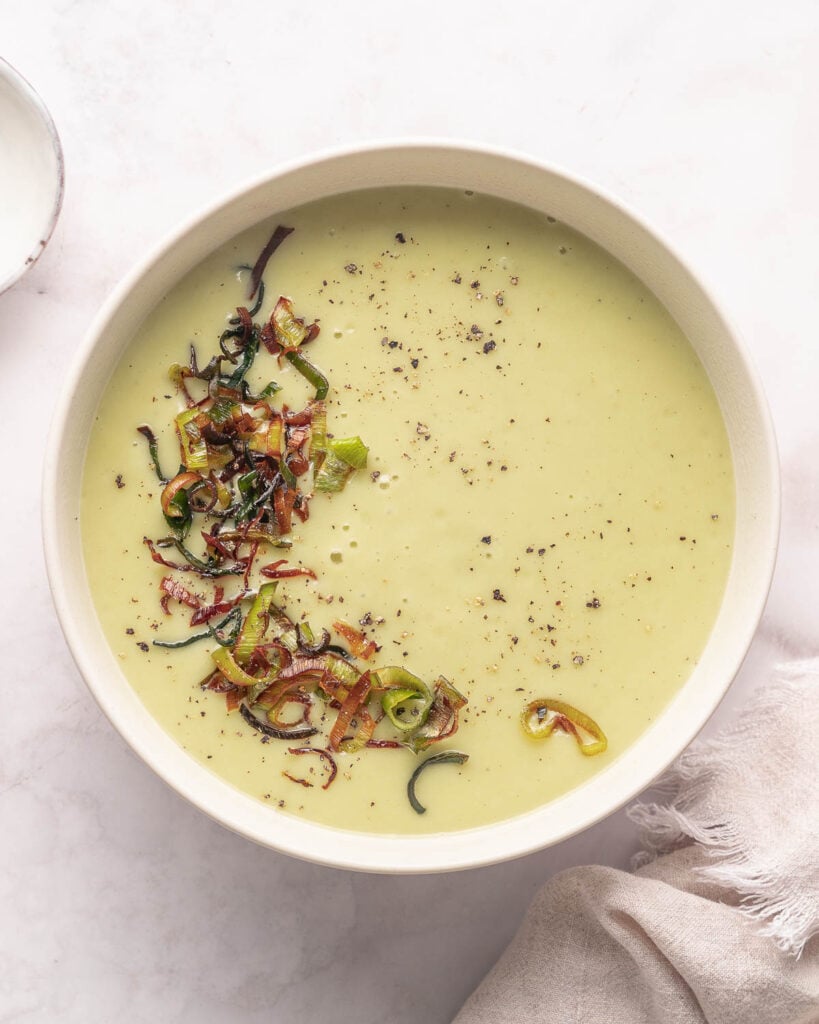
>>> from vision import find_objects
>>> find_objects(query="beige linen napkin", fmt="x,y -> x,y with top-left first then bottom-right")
454,662 -> 819,1024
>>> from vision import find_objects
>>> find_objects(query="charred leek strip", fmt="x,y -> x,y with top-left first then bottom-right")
137,424 -> 168,483
286,747 -> 337,790
406,677 -> 467,753
239,701 -> 317,740
248,226 -> 294,301
407,751 -> 469,815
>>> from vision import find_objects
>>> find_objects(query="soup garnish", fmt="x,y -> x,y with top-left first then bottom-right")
137,227 -> 482,811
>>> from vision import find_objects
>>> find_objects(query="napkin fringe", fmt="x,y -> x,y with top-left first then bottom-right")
628,663 -> 819,958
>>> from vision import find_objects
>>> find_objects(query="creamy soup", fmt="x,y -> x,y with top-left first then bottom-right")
81,188 -> 734,834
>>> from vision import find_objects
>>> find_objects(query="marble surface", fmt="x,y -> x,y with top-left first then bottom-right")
2,3 -> 818,1020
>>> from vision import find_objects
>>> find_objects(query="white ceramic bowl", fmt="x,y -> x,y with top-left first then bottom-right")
0,58 -> 63,294
43,141 -> 779,873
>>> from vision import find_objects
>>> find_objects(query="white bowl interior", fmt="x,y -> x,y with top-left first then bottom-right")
43,142 -> 778,872
0,59 -> 64,294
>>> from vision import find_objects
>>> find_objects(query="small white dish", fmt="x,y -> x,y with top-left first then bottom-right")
0,58 -> 64,294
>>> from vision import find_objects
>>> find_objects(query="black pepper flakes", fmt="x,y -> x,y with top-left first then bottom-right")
395,232 -> 406,244
482,340 -> 496,354
410,358 -> 419,369
492,589 -> 506,602
344,263 -> 358,274
586,597 -> 601,609
481,536 -> 492,544
470,280 -> 480,289
137,642 -> 149,652
115,474 -> 125,489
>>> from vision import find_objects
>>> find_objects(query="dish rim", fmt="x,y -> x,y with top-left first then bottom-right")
0,57 -> 65,295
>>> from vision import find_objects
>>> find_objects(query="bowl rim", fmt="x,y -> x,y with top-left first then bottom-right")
42,138 -> 780,873
0,57 -> 65,295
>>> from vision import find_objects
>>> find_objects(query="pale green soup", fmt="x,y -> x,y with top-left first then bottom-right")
81,188 -> 734,834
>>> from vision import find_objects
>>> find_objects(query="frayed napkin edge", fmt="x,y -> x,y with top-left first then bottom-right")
627,660 -> 819,958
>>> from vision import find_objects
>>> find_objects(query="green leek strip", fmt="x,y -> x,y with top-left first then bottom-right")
521,699 -> 608,756
165,538 -> 243,577
313,436 -> 368,493
309,401 -> 327,450
235,469 -> 260,521
247,419 -> 283,457
407,751 -> 469,815
313,450 -> 353,493
211,474 -> 232,510
152,606 -> 243,650
272,296 -> 310,349
226,326 -> 260,389
377,667 -> 433,732
240,379 -> 281,404
164,488 -> 192,540
208,397 -> 237,425
168,362 -> 187,389
329,435 -> 369,470
324,653 -> 361,689
232,582 -> 278,663
257,380 -> 281,400
279,458 -> 297,489
245,277 -> 265,318
212,645 -> 277,688
285,350 -> 329,401
175,409 -> 209,472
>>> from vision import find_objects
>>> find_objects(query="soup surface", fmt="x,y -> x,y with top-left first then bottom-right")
81,187 -> 735,834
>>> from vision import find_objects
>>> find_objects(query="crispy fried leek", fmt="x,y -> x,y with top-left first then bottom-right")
139,228 -> 469,798
521,699 -> 607,756
407,751 -> 469,815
